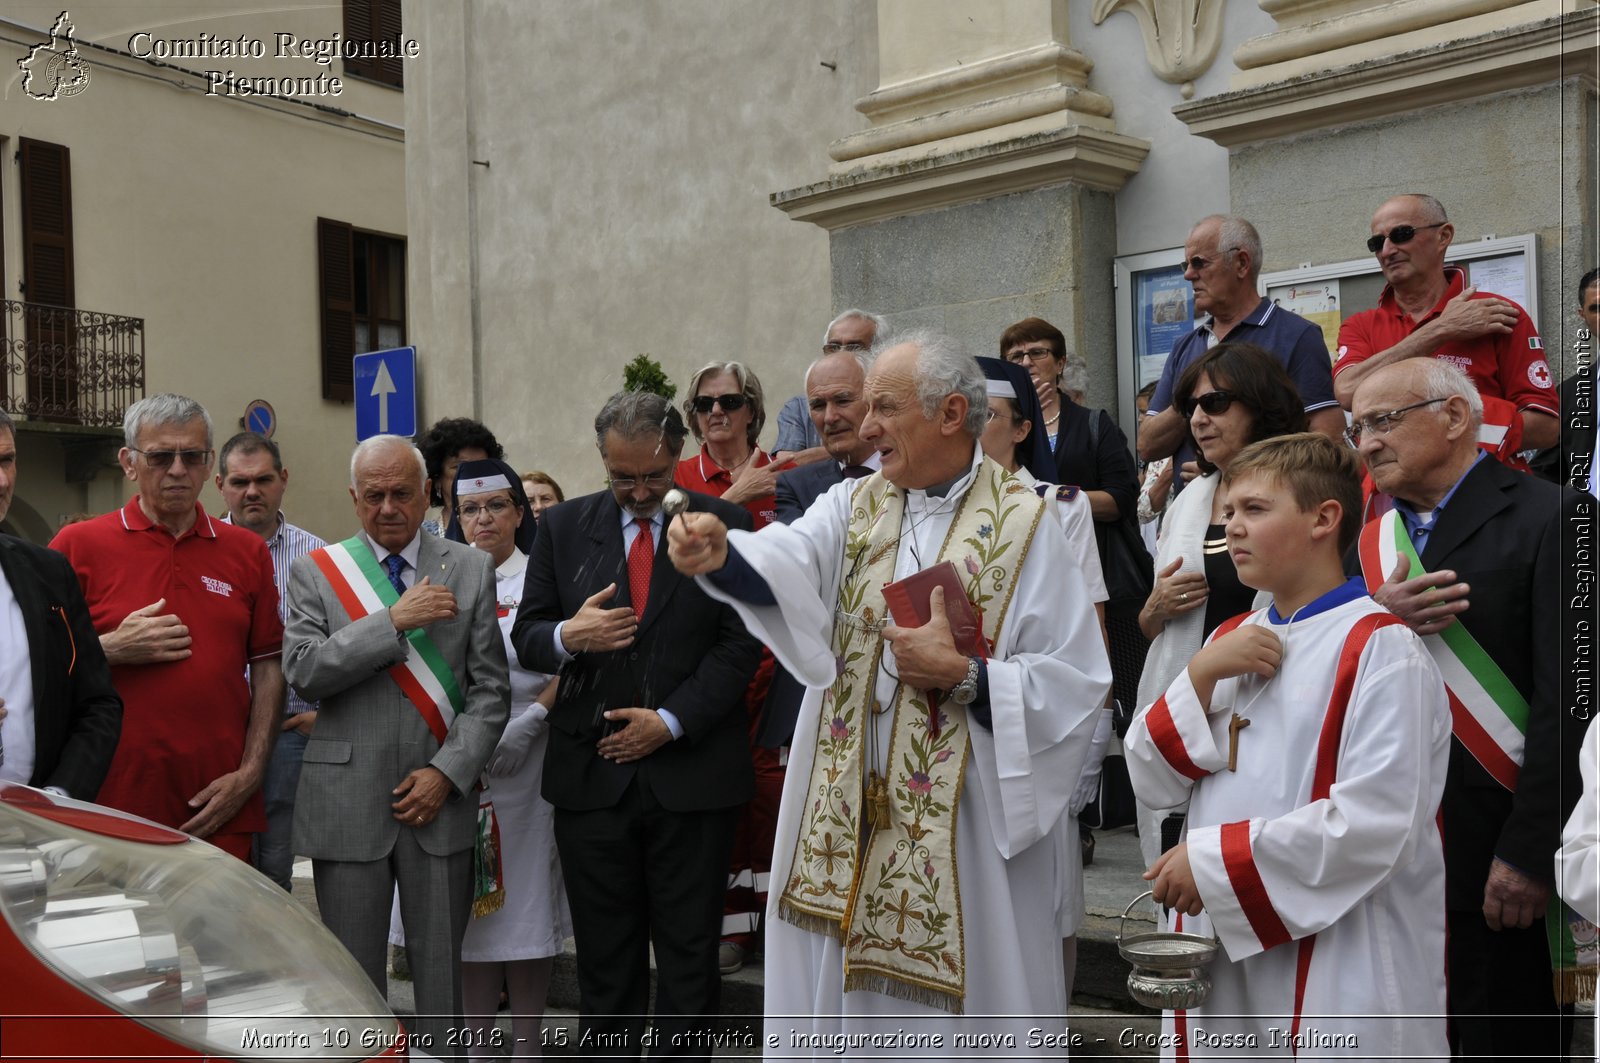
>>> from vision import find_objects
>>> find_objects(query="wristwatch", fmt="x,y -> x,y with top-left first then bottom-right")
950,657 -> 981,705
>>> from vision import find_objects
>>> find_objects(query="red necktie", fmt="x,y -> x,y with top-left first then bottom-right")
627,517 -> 653,619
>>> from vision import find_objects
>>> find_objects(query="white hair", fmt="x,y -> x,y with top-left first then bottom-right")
124,393 -> 212,449
870,329 -> 987,439
351,434 -> 428,488
823,309 -> 890,346
1194,214 -> 1265,281
1411,358 -> 1483,428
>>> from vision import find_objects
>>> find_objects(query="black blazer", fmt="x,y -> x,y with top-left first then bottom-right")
1347,459 -> 1584,909
1531,369 -> 1595,490
1052,400 -> 1137,520
511,489 -> 760,813
0,534 -> 121,799
775,459 -> 844,525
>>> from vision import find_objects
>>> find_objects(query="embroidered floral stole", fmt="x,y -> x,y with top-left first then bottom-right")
777,457 -> 1045,1013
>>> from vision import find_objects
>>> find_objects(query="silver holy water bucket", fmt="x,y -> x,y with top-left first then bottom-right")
1116,891 -> 1221,1010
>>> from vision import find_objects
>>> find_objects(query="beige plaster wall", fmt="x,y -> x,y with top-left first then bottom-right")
0,1 -> 407,542
407,0 -> 876,495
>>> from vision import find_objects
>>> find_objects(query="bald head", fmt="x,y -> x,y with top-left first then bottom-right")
350,434 -> 431,552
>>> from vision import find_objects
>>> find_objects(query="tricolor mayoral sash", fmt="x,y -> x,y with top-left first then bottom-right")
778,457 -> 1045,1014
308,536 -> 464,745
1358,510 -> 1526,790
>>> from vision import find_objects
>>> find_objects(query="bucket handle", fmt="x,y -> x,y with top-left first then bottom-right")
1117,890 -> 1220,945
1116,890 -> 1155,944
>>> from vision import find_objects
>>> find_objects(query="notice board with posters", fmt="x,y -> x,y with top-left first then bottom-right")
1115,234 -> 1537,447
1113,246 -> 1191,444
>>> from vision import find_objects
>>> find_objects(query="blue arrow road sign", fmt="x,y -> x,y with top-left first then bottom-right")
353,346 -> 417,441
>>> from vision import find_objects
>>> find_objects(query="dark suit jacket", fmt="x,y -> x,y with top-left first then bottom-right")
774,459 -> 844,525
512,489 -> 760,812
1531,369 -> 1595,489
1347,458 -> 1584,909
0,534 -> 121,799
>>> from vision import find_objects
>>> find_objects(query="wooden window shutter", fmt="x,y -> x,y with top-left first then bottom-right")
318,217 -> 355,402
343,0 -> 404,88
18,138 -> 74,309
19,138 -> 78,421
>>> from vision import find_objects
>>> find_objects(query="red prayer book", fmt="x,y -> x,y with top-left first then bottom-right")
881,561 -> 984,657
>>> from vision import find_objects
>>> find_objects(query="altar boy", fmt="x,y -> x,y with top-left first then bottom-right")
1126,434 -> 1450,1058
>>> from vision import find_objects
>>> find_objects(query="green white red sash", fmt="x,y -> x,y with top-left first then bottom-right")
308,536 -> 463,746
1358,511 -> 1526,790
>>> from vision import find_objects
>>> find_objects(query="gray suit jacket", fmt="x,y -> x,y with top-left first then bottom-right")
284,533 -> 510,861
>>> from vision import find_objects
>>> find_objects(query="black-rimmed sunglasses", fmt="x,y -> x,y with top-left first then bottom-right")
691,393 -> 748,414
1366,222 -> 1444,255
1178,390 -> 1237,418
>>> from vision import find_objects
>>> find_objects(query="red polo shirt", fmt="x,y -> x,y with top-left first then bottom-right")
1335,267 -> 1557,417
50,498 -> 281,835
675,447 -> 790,529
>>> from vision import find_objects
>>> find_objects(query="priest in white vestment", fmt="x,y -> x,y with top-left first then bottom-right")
668,332 -> 1111,1057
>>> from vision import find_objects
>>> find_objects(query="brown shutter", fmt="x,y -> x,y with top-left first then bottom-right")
343,0 -> 404,88
19,138 -> 77,421
318,217 -> 355,402
19,138 -> 73,309
375,0 -> 404,87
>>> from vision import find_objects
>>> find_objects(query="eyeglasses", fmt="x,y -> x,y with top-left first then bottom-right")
1343,398 -> 1448,446
1183,247 -> 1240,273
1005,346 -> 1057,365
131,448 -> 213,469
606,473 -> 674,492
1178,390 -> 1238,418
1366,223 -> 1444,254
691,393 -> 748,414
822,341 -> 870,354
457,498 -> 516,520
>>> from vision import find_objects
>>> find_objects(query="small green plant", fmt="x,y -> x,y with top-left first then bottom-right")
623,354 -> 676,401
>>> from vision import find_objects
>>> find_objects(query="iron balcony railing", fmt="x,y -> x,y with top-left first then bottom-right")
0,299 -> 145,428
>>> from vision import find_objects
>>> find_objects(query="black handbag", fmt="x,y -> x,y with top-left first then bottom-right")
1095,513 -> 1155,605
1084,408 -> 1155,604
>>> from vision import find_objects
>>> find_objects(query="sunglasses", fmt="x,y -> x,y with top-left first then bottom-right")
691,393 -> 748,414
1179,390 -> 1238,418
1183,247 -> 1240,273
1366,222 -> 1444,254
131,448 -> 213,468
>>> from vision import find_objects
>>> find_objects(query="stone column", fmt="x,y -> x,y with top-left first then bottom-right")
402,0 -> 479,422
772,0 -> 1148,410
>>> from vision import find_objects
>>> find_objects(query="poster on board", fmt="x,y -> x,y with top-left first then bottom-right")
1135,265 -> 1193,388
1464,254 -> 1529,311
1265,281 -> 1342,356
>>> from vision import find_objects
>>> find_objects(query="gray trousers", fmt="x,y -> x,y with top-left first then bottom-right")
313,833 -> 472,1060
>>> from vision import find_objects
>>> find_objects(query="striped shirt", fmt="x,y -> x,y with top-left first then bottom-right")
223,512 -> 326,718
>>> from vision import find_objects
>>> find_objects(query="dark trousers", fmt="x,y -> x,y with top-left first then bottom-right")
555,777 -> 737,1061
1446,910 -> 1574,1060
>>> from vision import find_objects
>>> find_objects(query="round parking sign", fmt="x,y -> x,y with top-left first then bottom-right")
245,399 -> 276,439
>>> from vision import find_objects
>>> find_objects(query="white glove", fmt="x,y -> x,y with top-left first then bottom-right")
485,707 -> 547,778
1068,705 -> 1115,815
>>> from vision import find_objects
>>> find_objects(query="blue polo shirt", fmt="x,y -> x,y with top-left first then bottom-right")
1146,297 -> 1340,476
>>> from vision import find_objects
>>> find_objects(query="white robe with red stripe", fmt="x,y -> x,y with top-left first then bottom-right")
1126,593 -> 1451,1058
